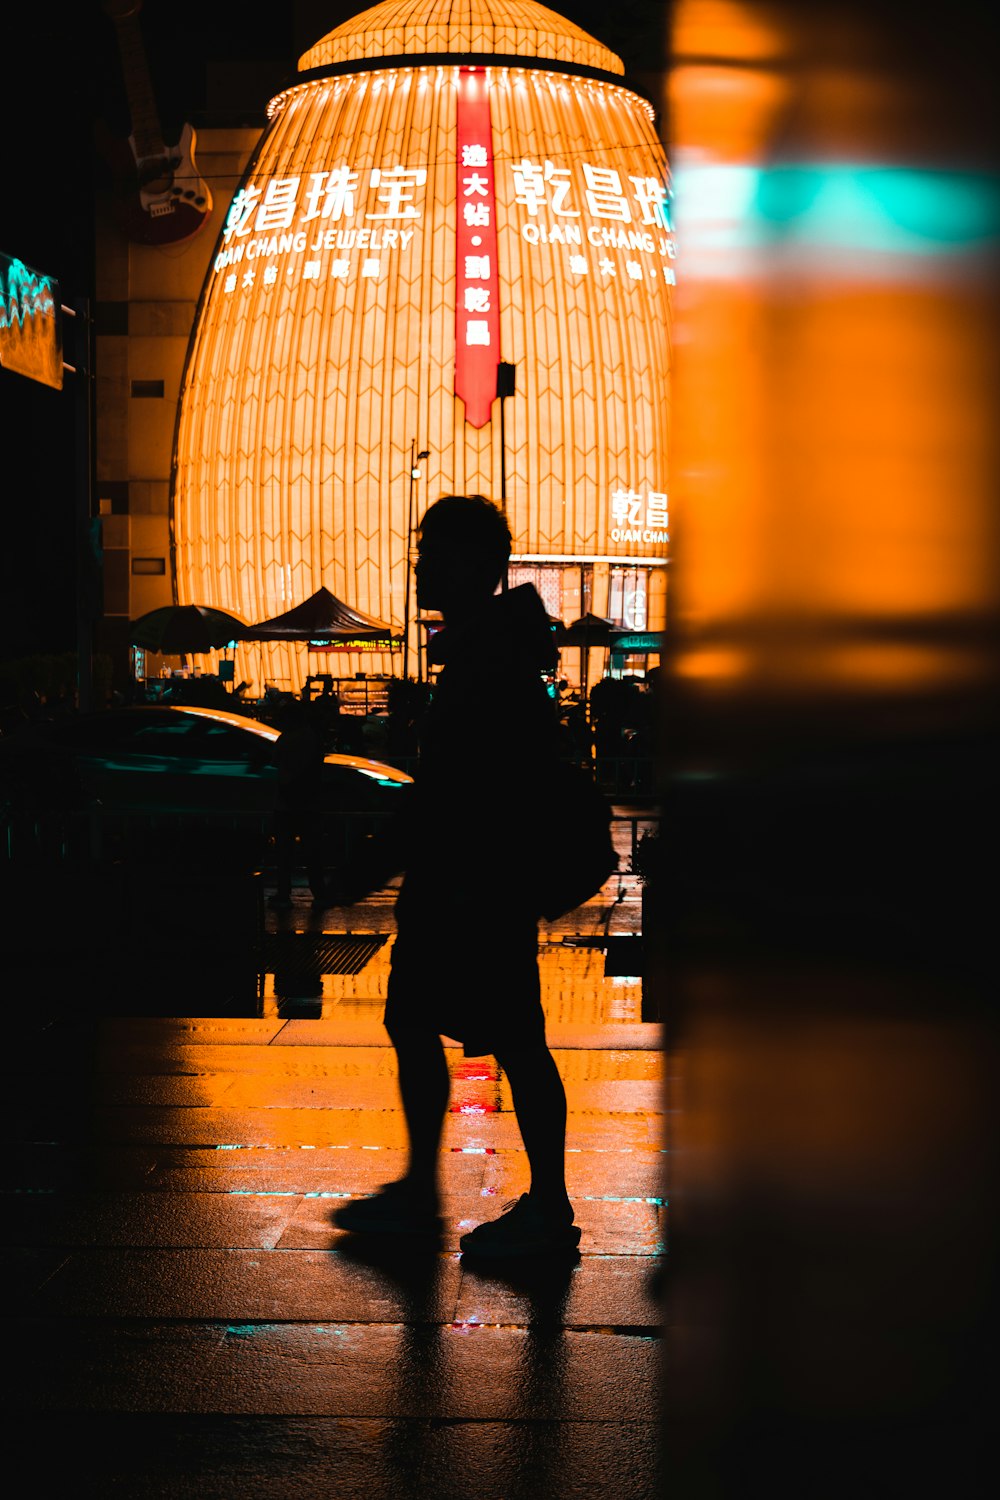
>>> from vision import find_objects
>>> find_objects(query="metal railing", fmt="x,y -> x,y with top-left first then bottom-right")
371,755 -> 658,799
3,800 -> 657,880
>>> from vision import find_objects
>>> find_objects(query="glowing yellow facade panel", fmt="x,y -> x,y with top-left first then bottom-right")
173,1 -> 672,691
299,0 -> 625,76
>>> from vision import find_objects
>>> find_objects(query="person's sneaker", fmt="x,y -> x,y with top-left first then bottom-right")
459,1195 -> 581,1259
331,1181 -> 442,1240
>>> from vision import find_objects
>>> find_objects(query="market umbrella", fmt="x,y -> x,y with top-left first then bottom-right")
557,611 -> 617,645
237,587 -> 401,646
555,613 -> 617,708
128,604 -> 247,654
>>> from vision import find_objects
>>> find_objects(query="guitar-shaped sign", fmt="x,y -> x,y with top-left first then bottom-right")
100,0 -> 212,246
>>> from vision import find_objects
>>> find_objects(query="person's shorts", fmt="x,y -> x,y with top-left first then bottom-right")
385,910 -> 545,1058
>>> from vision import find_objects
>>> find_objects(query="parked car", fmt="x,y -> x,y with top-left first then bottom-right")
0,704 -> 412,868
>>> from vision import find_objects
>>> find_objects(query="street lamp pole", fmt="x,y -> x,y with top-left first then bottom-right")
496,362 -> 515,593
403,440 -> 430,681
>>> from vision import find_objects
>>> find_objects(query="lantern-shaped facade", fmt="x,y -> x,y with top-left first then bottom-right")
172,0 -> 673,691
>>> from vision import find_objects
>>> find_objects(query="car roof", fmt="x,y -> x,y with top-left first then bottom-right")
321,752 -> 412,783
156,706 -> 413,783
161,704 -> 279,741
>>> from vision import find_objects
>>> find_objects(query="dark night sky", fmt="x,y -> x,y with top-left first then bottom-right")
2,1 -> 668,660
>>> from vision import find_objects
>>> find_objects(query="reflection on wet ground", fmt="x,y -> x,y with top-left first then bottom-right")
5,864 -> 664,1497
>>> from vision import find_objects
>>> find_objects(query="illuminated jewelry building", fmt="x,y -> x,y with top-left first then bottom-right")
165,0 -> 673,692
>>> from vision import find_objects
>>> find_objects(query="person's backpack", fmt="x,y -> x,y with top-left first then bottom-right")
533,758 -> 619,920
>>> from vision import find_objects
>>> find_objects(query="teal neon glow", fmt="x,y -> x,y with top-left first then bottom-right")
0,256 -> 56,329
577,1195 -> 666,1205
675,162 -> 1000,254
227,1325 -> 348,1336
755,166 -> 1000,251
0,254 -> 62,388
228,1190 -> 297,1196
676,163 -> 760,225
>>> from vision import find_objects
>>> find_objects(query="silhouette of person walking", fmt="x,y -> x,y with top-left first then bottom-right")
328,494 -> 581,1257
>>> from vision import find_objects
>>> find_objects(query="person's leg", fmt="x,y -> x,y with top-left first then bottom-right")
388,1024 -> 451,1206
331,1024 -> 449,1236
458,1038 -> 579,1256
494,1040 -> 573,1221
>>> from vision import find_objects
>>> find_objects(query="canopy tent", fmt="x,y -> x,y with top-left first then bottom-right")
237,587 -> 401,649
553,612 -> 617,647
552,613 -> 618,708
128,604 -> 247,655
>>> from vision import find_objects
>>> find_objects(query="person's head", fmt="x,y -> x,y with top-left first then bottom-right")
415,494 -> 511,617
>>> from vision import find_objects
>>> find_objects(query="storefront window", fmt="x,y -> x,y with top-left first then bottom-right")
608,565 -> 650,631
507,563 -> 593,624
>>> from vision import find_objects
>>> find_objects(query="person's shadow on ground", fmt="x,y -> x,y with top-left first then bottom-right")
332,1230 -> 444,1324
333,1233 -> 583,1500
458,1245 -> 582,1323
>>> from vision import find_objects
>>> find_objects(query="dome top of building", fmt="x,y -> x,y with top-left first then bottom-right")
298,0 -> 624,78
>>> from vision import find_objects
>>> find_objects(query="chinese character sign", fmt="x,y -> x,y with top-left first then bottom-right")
610,487 -> 669,544
214,167 -> 422,285
212,157 -> 673,295
454,68 -> 501,428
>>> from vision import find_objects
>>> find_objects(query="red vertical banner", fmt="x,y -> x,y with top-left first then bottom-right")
454,67 -> 501,428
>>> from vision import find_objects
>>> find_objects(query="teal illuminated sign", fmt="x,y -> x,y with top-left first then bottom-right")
0,253 -> 63,390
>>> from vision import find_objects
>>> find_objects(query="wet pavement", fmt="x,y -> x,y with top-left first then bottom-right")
4,815 -> 664,1498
